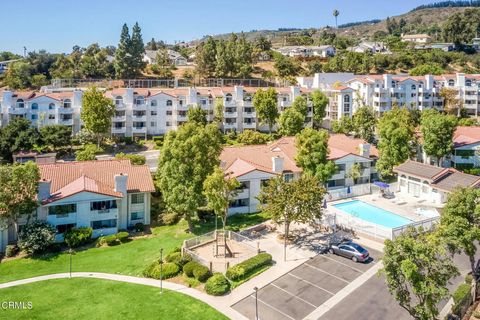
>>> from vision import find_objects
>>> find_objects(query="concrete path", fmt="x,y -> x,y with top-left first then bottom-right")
0,272 -> 247,320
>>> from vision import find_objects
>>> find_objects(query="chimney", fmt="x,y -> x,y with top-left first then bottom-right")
359,144 -> 371,158
187,87 -> 197,105
425,74 -> 434,90
290,86 -> 300,99
272,156 -> 284,173
234,86 -> 244,101
38,179 -> 51,201
114,174 -> 128,195
383,74 -> 392,89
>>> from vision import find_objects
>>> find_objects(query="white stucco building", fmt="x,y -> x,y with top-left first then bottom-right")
220,134 -> 378,214
0,159 -> 155,252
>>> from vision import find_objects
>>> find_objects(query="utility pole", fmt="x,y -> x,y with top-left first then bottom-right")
23,46 -> 27,58
159,248 -> 164,294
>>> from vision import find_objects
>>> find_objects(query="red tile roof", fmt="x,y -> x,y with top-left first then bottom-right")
453,126 -> 480,147
39,160 -> 154,204
220,134 -> 377,178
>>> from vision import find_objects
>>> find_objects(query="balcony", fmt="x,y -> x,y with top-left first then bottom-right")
59,119 -> 73,126
133,103 -> 147,110
115,103 -> 126,110
234,188 -> 249,200
243,122 -> 256,129
46,212 -> 77,225
91,208 -> 118,221
224,99 -> 236,106
8,107 -> 27,115
243,111 -> 256,117
111,126 -> 126,134
113,115 -> 126,122
224,112 -> 238,118
58,107 -> 73,114
132,115 -> 147,121
132,126 -> 147,134
331,170 -> 346,180
223,122 -> 237,129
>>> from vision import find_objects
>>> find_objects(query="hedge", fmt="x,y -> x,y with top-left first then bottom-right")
116,231 -> 129,243
205,273 -> 231,296
64,227 -> 93,248
143,262 -> 180,279
5,245 -> 19,258
453,283 -> 471,305
226,253 -> 273,281
183,261 -> 201,277
193,264 -> 212,282
165,252 -> 192,267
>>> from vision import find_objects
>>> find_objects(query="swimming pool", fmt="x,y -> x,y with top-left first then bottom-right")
333,200 -> 412,228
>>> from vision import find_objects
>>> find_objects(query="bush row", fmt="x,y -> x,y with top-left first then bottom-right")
226,253 -> 272,281
182,261 -> 211,282
205,273 -> 230,296
64,227 -> 93,248
97,232 -> 130,247
143,261 -> 180,279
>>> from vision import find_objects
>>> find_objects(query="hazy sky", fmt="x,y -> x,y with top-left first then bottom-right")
0,0 -> 434,54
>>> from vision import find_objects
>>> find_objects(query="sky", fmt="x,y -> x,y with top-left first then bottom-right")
0,0 -> 434,55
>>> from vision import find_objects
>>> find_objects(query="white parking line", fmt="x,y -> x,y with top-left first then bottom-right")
303,263 -> 350,284
248,294 -> 296,320
270,283 -> 319,308
319,254 -> 365,273
287,273 -> 335,296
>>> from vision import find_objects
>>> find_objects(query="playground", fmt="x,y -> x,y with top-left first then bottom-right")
182,230 -> 260,272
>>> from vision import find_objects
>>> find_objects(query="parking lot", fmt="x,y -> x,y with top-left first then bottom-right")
232,246 -> 381,320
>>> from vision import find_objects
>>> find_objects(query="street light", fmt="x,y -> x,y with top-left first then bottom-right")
159,248 -> 164,294
253,286 -> 259,320
68,248 -> 75,278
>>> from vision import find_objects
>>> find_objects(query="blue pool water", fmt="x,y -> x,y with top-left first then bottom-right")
333,200 -> 412,228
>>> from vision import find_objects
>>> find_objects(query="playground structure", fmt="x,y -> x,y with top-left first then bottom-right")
182,230 -> 260,273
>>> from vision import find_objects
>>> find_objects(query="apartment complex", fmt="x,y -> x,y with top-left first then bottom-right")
220,134 -> 378,214
0,159 -> 155,252
0,86 -> 314,137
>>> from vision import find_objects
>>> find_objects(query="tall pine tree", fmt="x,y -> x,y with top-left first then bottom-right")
114,23 -> 132,79
130,22 -> 146,76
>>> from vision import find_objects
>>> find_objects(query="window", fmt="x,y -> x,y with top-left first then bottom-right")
466,79 -> 472,87
131,194 -> 144,204
166,121 -> 171,126
31,114 -> 38,120
151,122 -> 156,127
411,85 -> 416,90
90,200 -> 117,211
56,223 -> 76,234
49,103 -> 55,110
63,99 -> 72,108
151,110 -> 157,116
115,96 -> 123,106
91,219 -> 117,230
166,110 -> 172,116
131,211 -> 144,220
229,199 -> 249,208
31,103 -> 38,110
49,204 -> 77,215
344,95 -> 350,103
225,94 -> 233,102
448,79 -> 455,86
337,164 -> 346,171
283,173 -> 294,182
49,114 -> 55,120
17,99 -> 25,108
200,99 -> 207,105
151,100 -> 158,107
166,100 -> 173,106
135,96 -> 145,105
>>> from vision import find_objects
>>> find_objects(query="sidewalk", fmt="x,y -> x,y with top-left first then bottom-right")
0,272 -> 247,320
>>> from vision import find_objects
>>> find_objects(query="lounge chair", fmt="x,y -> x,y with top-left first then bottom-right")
382,190 -> 395,199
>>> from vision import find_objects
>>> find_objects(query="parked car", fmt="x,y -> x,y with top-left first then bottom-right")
329,241 -> 370,263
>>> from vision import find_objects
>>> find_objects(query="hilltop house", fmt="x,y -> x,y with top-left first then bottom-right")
220,134 -> 378,214
274,45 -> 336,58
401,34 -> 432,44
394,160 -> 480,204
143,49 -> 187,66
0,160 -> 155,252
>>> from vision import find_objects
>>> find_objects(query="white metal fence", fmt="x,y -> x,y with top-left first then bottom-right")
328,184 -> 371,202
391,217 -> 440,239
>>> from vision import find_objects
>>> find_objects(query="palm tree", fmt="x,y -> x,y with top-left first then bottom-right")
333,9 -> 340,29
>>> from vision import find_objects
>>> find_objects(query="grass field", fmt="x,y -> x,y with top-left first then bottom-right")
0,278 -> 228,320
0,212 -> 270,284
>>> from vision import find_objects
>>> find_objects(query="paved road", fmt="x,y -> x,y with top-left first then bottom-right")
232,247 -> 382,320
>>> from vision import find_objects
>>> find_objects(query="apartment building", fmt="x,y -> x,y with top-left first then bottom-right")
0,90 -> 82,132
0,159 -> 155,252
220,134 -> 378,214
1,86 -> 313,137
274,45 -> 336,58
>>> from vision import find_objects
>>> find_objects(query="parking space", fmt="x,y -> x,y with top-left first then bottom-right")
232,246 -> 381,320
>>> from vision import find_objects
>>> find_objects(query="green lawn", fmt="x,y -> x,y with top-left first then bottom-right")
0,278 -> 228,320
0,212 -> 270,284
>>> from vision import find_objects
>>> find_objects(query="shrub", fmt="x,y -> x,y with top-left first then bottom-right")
193,264 -> 212,282
134,223 -> 145,232
18,221 -> 56,254
205,273 -> 231,296
183,261 -> 200,277
116,231 -> 129,243
226,253 -> 273,281
104,235 -> 119,246
5,245 -> 19,258
114,152 -> 146,165
143,261 -> 180,279
161,212 -> 180,225
473,310 -> 480,319
64,227 -> 93,248
165,251 -> 182,263
452,283 -> 472,315
75,144 -> 102,161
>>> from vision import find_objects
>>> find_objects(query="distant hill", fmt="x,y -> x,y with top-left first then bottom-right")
195,5 -> 473,46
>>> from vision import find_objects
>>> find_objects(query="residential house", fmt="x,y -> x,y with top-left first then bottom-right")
143,49 -> 187,66
394,160 -> 480,204
13,151 -> 56,165
274,46 -> 336,58
448,126 -> 480,169
401,34 -> 432,44
414,43 -> 455,52
220,134 -> 378,214
347,41 -> 389,54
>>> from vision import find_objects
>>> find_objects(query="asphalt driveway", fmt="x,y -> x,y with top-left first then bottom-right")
232,247 -> 381,320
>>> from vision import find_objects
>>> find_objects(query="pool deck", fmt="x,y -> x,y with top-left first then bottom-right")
329,188 -> 443,223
